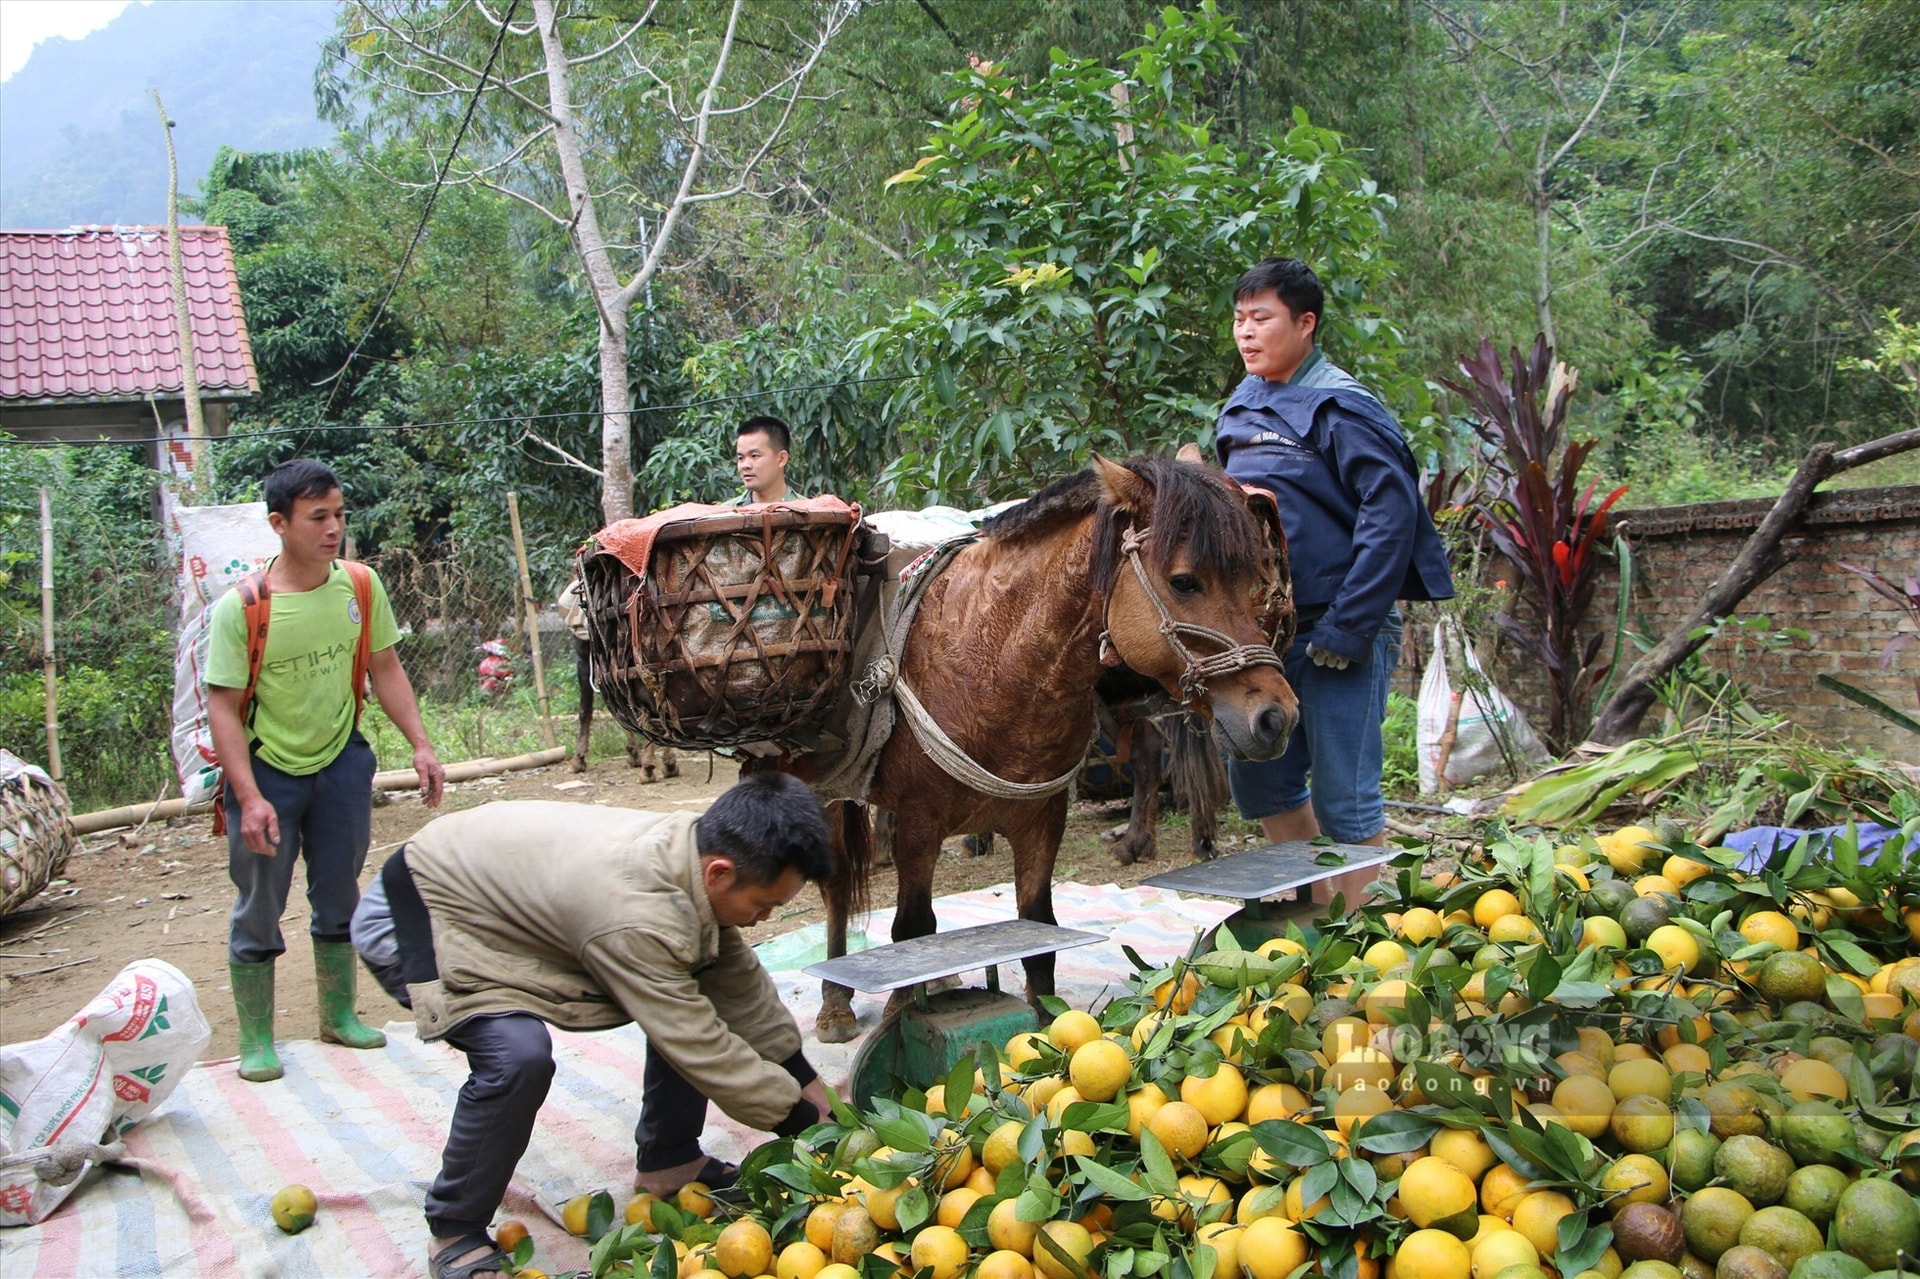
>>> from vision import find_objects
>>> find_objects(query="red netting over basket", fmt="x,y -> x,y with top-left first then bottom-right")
579,499 -> 865,750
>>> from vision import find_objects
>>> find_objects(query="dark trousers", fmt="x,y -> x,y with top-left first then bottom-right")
636,1042 -> 709,1172
225,736 -> 376,963
636,1045 -> 813,1170
424,1017 -> 815,1235
424,1012 -> 557,1239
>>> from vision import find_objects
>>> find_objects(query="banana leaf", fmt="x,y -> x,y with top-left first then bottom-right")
1503,738 -> 1703,825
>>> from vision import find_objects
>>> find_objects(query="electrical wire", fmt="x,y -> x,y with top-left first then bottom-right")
0,372 -> 922,449
316,0 -> 520,418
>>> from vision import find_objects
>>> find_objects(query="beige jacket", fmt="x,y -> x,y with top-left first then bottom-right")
402,801 -> 804,1132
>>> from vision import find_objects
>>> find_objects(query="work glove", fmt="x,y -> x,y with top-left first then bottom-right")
1306,643 -> 1351,671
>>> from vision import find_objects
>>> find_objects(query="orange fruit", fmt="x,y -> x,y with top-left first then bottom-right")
1146,1101 -> 1210,1160
1181,1062 -> 1249,1126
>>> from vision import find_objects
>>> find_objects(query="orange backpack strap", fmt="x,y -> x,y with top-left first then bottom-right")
235,566 -> 276,734
215,565 -> 275,837
343,560 -> 375,723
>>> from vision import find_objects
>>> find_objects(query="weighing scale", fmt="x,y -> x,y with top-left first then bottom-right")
1142,840 -> 1402,947
805,919 -> 1103,1107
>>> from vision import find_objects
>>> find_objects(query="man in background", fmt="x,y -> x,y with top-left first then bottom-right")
1209,258 -> 1453,902
730,415 -> 804,504
207,458 -> 444,1082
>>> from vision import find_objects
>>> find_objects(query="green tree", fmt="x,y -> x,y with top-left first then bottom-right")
644,312 -> 900,507
1423,0 -> 1689,353
0,445 -> 180,805
198,142 -> 562,550
1590,0 -> 1920,452
329,0 -> 848,522
427,307 -> 692,595
856,2 -> 1404,505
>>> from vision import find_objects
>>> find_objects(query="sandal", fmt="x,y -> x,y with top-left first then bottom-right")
429,1232 -> 511,1279
633,1156 -> 741,1197
699,1157 -> 741,1192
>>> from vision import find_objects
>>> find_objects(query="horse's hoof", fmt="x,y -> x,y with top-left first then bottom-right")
1108,843 -> 1136,867
815,1007 -> 860,1044
571,756 -> 588,774
664,764 -> 681,779
1111,836 -> 1155,866
642,767 -> 660,783
1191,840 -> 1218,862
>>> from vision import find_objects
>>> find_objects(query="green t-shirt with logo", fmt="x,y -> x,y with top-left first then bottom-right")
725,484 -> 805,505
206,562 -> 402,776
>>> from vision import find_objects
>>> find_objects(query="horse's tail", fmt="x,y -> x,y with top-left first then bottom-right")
1168,715 -> 1229,859
825,799 -> 876,926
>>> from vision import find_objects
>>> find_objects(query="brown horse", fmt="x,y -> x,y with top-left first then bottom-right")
815,455 -> 1298,1042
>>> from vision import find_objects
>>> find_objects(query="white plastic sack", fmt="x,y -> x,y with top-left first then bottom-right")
0,959 -> 210,1225
1417,621 -> 1550,794
167,502 -> 279,807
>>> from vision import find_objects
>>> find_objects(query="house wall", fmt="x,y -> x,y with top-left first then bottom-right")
1439,485 -> 1920,758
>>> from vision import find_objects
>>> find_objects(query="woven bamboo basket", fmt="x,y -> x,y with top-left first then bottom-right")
580,507 -> 864,750
1,750 -> 78,919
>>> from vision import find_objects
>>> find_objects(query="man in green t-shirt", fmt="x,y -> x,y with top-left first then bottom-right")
206,459 -> 446,1082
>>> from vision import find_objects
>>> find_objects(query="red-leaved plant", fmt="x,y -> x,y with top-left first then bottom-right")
1829,561 -> 1920,734
1444,335 -> 1628,750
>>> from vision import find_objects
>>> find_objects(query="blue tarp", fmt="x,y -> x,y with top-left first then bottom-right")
1721,821 -> 1920,872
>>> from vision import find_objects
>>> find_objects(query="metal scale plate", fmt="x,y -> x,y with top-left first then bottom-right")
1142,840 -> 1401,945
805,920 -> 1103,1106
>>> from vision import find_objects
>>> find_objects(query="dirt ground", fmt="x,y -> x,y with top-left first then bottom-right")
1,752 -> 1256,1060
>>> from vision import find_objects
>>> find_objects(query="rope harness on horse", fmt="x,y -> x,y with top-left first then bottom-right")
893,676 -> 1087,799
1100,525 -> 1287,708
877,519 -> 1284,801
850,535 -> 1088,800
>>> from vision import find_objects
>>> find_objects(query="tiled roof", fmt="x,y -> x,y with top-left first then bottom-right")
0,226 -> 258,404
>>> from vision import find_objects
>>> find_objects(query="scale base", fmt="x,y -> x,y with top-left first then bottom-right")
847,988 -> 1040,1108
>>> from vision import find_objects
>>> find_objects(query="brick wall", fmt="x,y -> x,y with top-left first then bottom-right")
1438,485 -> 1920,758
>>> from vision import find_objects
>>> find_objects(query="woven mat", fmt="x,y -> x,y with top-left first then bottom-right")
4,881 -> 1236,1278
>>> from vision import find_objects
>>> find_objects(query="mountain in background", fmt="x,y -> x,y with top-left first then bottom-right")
1,0 -> 338,227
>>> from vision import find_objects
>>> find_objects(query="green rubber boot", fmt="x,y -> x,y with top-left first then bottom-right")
314,941 -> 387,1049
229,960 -> 284,1082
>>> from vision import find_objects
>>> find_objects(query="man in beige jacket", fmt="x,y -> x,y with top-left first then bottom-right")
376,773 -> 834,1279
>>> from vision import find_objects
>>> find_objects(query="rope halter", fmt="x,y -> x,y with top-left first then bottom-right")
1102,524 -> 1286,707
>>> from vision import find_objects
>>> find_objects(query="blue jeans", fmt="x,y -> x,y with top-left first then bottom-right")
1228,612 -> 1403,843
225,735 -> 376,964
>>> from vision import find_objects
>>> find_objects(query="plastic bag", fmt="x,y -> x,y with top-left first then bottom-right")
1417,621 -> 1550,793
166,501 -> 279,807
0,958 -> 211,1225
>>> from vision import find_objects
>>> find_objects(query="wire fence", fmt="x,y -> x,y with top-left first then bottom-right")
0,513 -> 596,813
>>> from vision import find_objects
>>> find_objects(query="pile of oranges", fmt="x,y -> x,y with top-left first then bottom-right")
533,822 -> 1920,1279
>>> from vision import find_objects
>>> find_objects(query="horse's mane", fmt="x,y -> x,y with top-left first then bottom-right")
978,456 -> 1265,595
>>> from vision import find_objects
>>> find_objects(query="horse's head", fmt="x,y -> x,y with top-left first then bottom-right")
1089,454 -> 1298,760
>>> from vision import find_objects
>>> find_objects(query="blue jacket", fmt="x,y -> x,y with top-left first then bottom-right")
1215,375 -> 1454,663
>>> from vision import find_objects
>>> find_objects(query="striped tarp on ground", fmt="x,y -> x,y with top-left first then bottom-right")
4,881 -> 1237,1278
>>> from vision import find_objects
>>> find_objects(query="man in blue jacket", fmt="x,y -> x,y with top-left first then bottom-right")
1211,258 -> 1453,902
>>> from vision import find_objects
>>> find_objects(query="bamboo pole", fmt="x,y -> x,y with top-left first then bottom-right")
505,491 -> 556,747
151,88 -> 210,497
70,747 -> 570,835
38,488 -> 62,780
